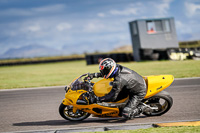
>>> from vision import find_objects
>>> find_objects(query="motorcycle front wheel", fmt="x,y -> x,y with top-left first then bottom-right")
142,91 -> 173,116
59,103 -> 91,121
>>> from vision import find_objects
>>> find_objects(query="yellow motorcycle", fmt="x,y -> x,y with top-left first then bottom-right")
59,73 -> 174,121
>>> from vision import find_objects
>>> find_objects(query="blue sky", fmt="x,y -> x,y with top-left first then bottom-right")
0,0 -> 200,56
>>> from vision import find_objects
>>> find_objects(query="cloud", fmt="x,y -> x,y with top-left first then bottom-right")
175,20 -> 192,34
175,20 -> 200,41
83,22 -> 105,32
97,13 -> 105,17
107,0 -> 173,17
0,4 -> 66,17
0,8 -> 32,16
110,6 -> 138,16
27,25 -> 41,32
0,17 -> 74,53
157,0 -> 172,15
32,4 -> 66,12
185,1 -> 200,17
56,23 -> 72,31
150,0 -> 173,17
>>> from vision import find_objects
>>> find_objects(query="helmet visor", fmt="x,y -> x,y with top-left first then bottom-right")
100,68 -> 110,78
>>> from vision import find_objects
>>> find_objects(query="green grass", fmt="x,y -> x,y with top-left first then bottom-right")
121,60 -> 200,78
0,60 -> 200,89
82,126 -> 200,133
0,54 -> 84,64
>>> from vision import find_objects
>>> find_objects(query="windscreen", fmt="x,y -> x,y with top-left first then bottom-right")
70,73 -> 89,91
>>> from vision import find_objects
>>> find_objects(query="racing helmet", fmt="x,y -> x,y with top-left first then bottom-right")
99,58 -> 116,79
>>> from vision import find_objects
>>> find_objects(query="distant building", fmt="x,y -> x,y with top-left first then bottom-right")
129,17 -> 179,61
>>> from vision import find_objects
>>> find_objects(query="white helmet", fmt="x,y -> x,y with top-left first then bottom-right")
99,58 -> 116,79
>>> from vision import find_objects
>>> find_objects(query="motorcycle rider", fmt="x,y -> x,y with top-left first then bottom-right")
87,58 -> 147,119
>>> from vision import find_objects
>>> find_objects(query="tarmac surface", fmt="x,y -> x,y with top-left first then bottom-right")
0,77 -> 200,133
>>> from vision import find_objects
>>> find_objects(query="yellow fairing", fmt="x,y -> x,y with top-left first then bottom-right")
92,75 -> 174,99
144,75 -> 174,99
62,88 -> 120,117
75,104 -> 120,117
62,89 -> 88,105
93,78 -> 114,97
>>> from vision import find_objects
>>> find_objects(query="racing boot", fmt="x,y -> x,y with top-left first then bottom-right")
132,105 -> 148,116
131,108 -> 141,117
122,107 -> 141,119
122,107 -> 134,119
122,104 -> 148,119
122,106 -> 147,119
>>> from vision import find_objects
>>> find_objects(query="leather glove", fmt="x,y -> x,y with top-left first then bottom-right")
84,73 -> 94,81
87,73 -> 94,80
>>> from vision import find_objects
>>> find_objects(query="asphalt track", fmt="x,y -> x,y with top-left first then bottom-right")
0,78 -> 200,133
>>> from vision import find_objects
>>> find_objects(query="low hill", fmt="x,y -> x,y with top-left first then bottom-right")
1,44 -> 63,59
111,45 -> 133,53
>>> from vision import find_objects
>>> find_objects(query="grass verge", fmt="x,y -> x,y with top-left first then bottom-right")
0,60 -> 199,89
82,126 -> 200,133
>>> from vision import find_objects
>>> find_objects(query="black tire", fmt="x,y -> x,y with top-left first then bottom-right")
59,103 -> 90,121
142,91 -> 173,116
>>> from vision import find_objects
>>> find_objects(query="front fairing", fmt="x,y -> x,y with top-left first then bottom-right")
62,89 -> 121,117
61,73 -> 121,117
63,73 -> 89,105
63,74 -> 115,105
62,88 -> 120,117
62,89 -> 88,105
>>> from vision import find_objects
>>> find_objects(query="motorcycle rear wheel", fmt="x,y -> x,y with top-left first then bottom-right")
142,91 -> 173,116
59,103 -> 91,121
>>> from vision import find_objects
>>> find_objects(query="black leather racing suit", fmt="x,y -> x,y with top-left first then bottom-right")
91,64 -> 147,118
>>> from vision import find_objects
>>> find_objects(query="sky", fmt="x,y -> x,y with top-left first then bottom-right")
0,0 -> 200,57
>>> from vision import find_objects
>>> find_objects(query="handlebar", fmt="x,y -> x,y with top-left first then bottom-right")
84,73 -> 93,92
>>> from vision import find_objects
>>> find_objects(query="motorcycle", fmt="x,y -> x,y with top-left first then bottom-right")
59,73 -> 174,121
